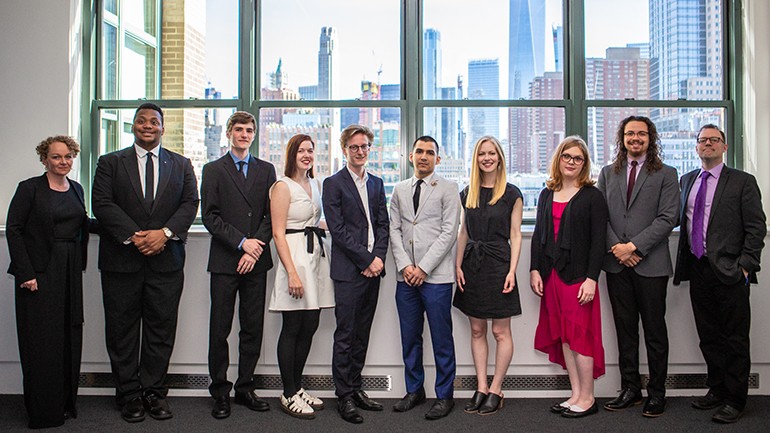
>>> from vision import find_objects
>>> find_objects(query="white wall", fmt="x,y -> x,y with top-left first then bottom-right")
0,0 -> 769,399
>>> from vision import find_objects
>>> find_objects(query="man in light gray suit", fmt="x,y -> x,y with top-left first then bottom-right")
389,136 -> 460,420
597,116 -> 679,418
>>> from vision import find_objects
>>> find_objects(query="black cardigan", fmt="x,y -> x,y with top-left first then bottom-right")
530,185 -> 608,284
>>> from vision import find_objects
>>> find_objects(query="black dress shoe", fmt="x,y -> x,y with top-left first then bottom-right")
477,392 -> 503,415
712,404 -> 743,424
351,390 -> 383,411
425,399 -> 454,420
549,401 -> 569,414
464,391 -> 487,413
338,398 -> 363,424
642,396 -> 666,417
234,390 -> 270,411
393,389 -> 426,412
142,392 -> 173,420
562,401 -> 599,418
121,397 -> 145,423
692,392 -> 724,410
603,388 -> 642,411
211,395 -> 231,419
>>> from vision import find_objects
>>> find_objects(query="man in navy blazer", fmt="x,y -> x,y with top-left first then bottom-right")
322,124 -> 389,424
92,103 -> 199,423
674,124 -> 766,424
201,111 -> 275,419
597,116 -> 679,417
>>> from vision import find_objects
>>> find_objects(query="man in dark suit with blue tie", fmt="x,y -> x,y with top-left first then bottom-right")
322,124 -> 389,424
201,111 -> 275,419
674,124 -> 766,424
92,103 -> 199,423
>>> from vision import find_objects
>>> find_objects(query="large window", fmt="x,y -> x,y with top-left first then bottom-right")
88,0 -> 739,217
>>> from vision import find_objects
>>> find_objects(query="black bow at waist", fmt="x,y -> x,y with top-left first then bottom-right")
463,240 -> 510,271
286,226 -> 326,256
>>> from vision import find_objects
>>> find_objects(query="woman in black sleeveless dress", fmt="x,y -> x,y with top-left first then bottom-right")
454,136 -> 523,415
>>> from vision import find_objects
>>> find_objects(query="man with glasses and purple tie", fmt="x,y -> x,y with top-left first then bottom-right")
673,124 -> 766,424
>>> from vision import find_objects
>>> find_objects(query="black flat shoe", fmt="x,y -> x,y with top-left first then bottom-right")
562,401 -> 599,418
477,392 -> 503,415
234,390 -> 270,411
550,401 -> 570,414
464,391 -> 487,413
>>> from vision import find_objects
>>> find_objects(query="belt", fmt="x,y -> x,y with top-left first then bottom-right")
286,227 -> 326,256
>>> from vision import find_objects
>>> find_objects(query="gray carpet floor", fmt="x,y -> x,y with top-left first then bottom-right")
1,395 -> 768,432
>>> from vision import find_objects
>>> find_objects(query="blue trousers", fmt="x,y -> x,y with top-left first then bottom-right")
395,281 -> 456,399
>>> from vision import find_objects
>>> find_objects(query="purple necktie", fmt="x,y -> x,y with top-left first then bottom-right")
691,171 -> 710,259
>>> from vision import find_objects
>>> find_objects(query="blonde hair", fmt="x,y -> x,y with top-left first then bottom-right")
466,136 -> 507,209
546,135 -> 595,191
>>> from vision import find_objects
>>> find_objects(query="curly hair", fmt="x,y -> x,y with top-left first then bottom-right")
35,135 -> 80,162
612,115 -> 663,174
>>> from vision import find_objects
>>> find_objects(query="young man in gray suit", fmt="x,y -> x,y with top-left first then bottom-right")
389,136 -> 460,420
201,111 -> 275,419
597,116 -> 679,417
674,124 -> 766,424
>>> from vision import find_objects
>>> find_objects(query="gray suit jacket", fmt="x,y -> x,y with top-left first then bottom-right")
389,174 -> 460,284
597,161 -> 680,277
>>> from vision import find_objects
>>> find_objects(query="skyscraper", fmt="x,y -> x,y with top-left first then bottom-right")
508,0 -> 545,99
468,59 -> 500,144
424,28 -> 442,138
553,25 -> 564,73
318,26 -> 339,100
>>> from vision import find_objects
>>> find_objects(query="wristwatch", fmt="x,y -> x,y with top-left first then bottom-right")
162,227 -> 173,239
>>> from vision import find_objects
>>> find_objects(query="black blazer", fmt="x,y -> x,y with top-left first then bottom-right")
201,153 -> 275,274
6,174 -> 93,283
530,185 -> 608,284
322,168 -> 389,282
92,146 -> 199,273
674,165 -> 766,285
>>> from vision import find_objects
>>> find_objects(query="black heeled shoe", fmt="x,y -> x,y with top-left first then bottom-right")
477,392 -> 503,415
464,391 -> 487,413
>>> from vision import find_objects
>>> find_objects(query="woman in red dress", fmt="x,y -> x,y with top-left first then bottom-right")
530,136 -> 608,418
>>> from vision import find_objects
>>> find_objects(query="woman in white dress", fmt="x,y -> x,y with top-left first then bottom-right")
270,134 -> 334,419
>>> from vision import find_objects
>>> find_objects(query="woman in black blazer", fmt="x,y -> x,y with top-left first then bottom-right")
530,136 -> 608,419
6,136 -> 96,429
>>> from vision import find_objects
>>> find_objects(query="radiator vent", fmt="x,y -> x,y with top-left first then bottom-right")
453,373 -> 759,390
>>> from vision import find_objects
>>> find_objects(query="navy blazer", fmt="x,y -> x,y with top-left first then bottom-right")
201,153 -> 275,274
674,165 -> 766,285
6,174 -> 94,283
322,168 -> 389,282
92,145 -> 199,273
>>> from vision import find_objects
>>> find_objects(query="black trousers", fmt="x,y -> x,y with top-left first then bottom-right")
605,268 -> 669,397
208,271 -> 267,398
101,268 -> 183,405
332,276 -> 380,399
689,257 -> 751,410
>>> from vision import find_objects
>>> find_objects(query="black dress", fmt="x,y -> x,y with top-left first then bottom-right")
11,185 -> 85,429
453,183 -> 523,319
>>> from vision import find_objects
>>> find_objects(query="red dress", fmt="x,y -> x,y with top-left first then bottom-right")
533,201 -> 605,379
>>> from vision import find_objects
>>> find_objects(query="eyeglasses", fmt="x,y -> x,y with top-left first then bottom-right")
346,143 -> 372,153
624,131 -> 649,138
560,153 -> 585,165
696,137 -> 724,144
